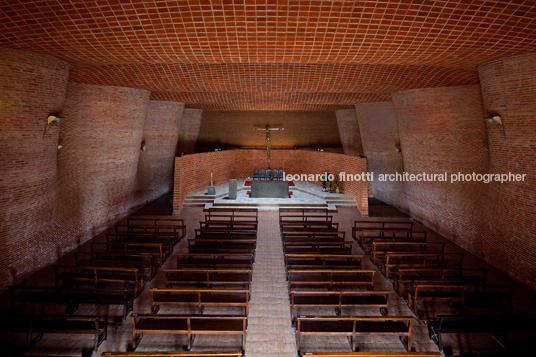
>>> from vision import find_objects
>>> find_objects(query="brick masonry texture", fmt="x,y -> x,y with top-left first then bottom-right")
355,102 -> 404,204
478,53 -> 536,290
3,1 -> 536,110
177,108 -> 203,155
196,111 -> 343,152
173,149 -> 369,216
0,48 -> 70,290
0,49 -> 187,290
335,109 -> 363,156
136,100 -> 184,204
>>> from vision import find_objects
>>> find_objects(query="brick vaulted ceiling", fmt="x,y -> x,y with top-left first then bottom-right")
1,1 -> 536,110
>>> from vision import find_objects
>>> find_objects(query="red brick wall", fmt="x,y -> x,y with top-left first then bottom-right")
136,100 -> 185,204
57,82 -> 151,248
355,102 -> 404,205
0,48 -> 70,288
173,149 -> 369,216
335,109 -> 363,156
392,85 -> 489,250
177,108 -> 202,154
196,111 -> 343,152
478,53 -> 536,289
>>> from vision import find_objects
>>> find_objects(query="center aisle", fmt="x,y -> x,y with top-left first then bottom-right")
245,210 -> 298,357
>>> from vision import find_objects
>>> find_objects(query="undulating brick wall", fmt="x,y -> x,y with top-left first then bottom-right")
173,149 -> 369,216
177,108 -> 202,154
335,109 -> 363,156
196,111 -> 343,152
392,85 -> 490,250
57,82 -> 151,247
355,102 -> 404,204
136,100 -> 185,204
0,48 -> 70,289
478,53 -> 536,289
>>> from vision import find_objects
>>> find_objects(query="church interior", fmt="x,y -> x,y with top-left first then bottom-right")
1,1 -> 535,356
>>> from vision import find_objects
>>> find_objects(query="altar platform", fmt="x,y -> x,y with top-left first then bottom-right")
182,179 -> 357,210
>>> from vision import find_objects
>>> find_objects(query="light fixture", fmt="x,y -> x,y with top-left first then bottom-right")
141,140 -> 147,151
484,115 -> 506,138
42,114 -> 66,138
395,144 -> 402,153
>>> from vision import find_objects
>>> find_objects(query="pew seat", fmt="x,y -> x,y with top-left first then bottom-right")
150,288 -> 249,314
287,269 -> 376,290
165,269 -> 251,289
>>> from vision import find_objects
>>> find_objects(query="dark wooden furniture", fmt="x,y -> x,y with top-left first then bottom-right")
300,353 -> 441,357
284,241 -> 353,255
383,253 -> 464,278
188,239 -> 256,254
205,208 -> 258,223
285,253 -> 363,269
74,251 -> 158,280
165,269 -> 252,289
352,220 -> 414,239
102,352 -> 243,357
287,269 -> 376,290
356,230 -> 427,252
290,290 -> 390,319
150,288 -> 249,314
296,316 -> 413,353
393,268 -> 488,295
131,314 -> 247,351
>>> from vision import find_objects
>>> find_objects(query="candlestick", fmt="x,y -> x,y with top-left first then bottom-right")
210,172 -> 213,186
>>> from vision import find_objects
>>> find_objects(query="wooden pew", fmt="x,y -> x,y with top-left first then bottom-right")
131,314 -> 247,351
285,253 -> 363,269
197,226 -> 258,235
287,269 -> 376,290
102,352 -> 244,357
280,221 -> 339,232
200,220 -> 258,230
352,220 -> 414,240
356,230 -> 427,252
284,241 -> 353,255
165,269 -> 252,289
279,208 -> 333,225
188,239 -> 256,254
126,215 -> 185,227
371,242 -> 445,266
296,316 -> 413,353
177,253 -> 254,269
290,290 -> 390,319
150,288 -> 249,314
74,251 -> 158,280
393,268 -> 488,295
383,253 -> 464,279
407,284 -> 467,317
9,285 -> 134,321
54,265 -> 145,296
195,229 -> 257,241
300,353 -> 441,357
282,231 -> 346,243
427,314 -> 536,354
205,207 -> 258,223
0,314 -> 107,357
90,241 -> 170,265
115,224 -> 185,240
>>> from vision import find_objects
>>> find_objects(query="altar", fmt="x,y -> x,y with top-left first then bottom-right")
250,180 -> 290,198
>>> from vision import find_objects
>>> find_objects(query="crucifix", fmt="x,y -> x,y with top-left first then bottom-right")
253,125 -> 284,169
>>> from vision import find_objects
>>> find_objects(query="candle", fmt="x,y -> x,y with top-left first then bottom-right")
210,172 -> 213,186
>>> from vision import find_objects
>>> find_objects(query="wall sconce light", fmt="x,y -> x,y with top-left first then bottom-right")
57,145 -> 63,150
395,144 -> 402,154
42,114 -> 66,138
141,140 -> 147,151
484,115 -> 506,138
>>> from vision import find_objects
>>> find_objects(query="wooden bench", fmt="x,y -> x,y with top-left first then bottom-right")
407,284 -> 467,317
279,208 -> 332,224
427,314 -> 536,354
371,242 -> 445,266
195,230 -> 257,241
287,269 -> 376,290
290,290 -> 390,319
352,220 -> 414,239
356,230 -> 427,252
188,239 -> 256,254
150,288 -> 249,314
281,221 -> 339,231
393,268 -> 488,295
126,215 -> 185,227
102,352 -> 243,357
296,316 -> 413,353
9,285 -> 134,321
54,265 -> 145,296
285,253 -> 364,269
300,353 -> 441,357
200,221 -> 258,230
282,231 -> 346,243
177,253 -> 254,269
115,224 -> 185,240
205,207 -> 258,223
0,314 -> 107,357
383,253 -> 464,279
165,269 -> 252,289
91,241 -> 170,265
284,241 -> 353,255
131,314 -> 247,351
74,251 -> 158,280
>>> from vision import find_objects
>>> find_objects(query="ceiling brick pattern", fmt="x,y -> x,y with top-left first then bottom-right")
1,0 -> 535,110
